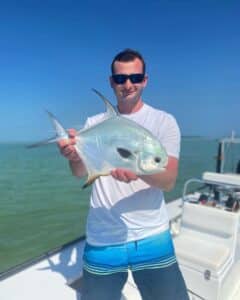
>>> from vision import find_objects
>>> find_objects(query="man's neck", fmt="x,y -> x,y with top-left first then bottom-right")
117,99 -> 144,114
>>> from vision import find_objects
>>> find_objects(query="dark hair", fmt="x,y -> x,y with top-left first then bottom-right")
111,48 -> 146,75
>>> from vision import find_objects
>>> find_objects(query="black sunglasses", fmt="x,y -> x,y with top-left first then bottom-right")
112,73 -> 145,85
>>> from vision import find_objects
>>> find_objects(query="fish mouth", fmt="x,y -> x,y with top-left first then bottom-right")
137,153 -> 168,174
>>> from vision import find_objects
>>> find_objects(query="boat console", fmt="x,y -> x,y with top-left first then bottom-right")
173,171 -> 240,299
182,172 -> 240,212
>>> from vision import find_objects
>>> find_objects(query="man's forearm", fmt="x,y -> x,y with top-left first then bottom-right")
69,160 -> 87,178
139,170 -> 177,191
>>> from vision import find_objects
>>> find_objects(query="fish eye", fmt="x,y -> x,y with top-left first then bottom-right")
154,157 -> 161,163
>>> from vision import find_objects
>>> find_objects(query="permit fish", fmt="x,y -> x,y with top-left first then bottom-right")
28,89 -> 168,188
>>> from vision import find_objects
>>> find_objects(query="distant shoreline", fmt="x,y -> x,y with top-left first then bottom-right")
182,135 -> 202,138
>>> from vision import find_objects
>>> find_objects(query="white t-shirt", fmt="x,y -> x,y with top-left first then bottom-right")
84,103 -> 181,246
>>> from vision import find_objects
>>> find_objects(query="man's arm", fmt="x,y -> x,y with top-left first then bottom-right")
139,156 -> 178,191
111,156 -> 178,191
69,159 -> 87,178
57,129 -> 87,178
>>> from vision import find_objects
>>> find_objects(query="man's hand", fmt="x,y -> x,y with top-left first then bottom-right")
57,128 -> 81,162
111,157 -> 179,190
111,168 -> 138,183
139,156 -> 179,191
57,128 -> 87,177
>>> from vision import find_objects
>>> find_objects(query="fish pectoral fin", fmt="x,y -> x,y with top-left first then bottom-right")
82,172 -> 109,189
117,147 -> 133,159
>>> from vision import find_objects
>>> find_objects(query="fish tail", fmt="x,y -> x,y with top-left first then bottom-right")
45,110 -> 68,139
26,136 -> 60,148
26,110 -> 68,148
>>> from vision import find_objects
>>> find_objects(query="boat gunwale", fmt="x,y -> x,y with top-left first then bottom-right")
0,235 -> 86,281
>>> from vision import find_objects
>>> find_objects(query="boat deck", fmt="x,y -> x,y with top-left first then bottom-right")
0,200 -> 184,300
1,196 -> 240,300
0,236 -> 143,300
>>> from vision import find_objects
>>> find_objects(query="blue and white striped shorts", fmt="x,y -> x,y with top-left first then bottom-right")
83,230 -> 176,275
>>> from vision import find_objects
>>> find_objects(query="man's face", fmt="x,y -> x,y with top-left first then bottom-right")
110,58 -> 148,107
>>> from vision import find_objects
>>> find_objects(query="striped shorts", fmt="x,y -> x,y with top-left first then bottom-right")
83,230 -> 176,275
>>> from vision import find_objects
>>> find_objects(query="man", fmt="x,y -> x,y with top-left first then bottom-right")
58,49 -> 189,300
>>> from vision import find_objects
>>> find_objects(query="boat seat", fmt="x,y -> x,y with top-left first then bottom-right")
173,202 -> 239,299
175,229 -> 231,274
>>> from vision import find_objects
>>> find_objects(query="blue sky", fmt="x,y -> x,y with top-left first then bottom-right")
0,0 -> 239,142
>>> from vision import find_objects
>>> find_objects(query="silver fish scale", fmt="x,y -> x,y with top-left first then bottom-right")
76,115 -> 167,176
28,89 -> 168,186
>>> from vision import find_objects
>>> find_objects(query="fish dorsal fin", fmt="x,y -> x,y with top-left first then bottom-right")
92,88 -> 118,117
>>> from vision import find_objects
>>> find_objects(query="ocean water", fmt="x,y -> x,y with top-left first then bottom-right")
0,138 -> 223,273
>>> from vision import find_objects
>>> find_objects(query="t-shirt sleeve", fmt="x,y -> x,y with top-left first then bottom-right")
160,114 -> 181,159
83,113 -> 106,129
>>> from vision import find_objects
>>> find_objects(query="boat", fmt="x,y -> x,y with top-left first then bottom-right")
1,134 -> 240,300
